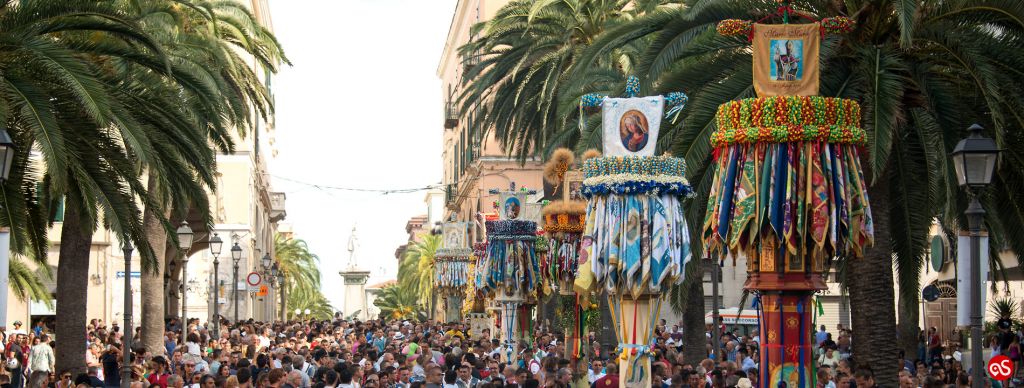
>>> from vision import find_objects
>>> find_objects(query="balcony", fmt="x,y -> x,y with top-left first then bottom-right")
269,192 -> 286,222
444,100 -> 458,129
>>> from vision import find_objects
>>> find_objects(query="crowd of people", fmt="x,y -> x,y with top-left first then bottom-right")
0,314 -> 909,388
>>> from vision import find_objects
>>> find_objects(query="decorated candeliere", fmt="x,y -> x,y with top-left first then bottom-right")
575,77 -> 692,388
706,7 -> 870,388
478,184 -> 541,362
539,148 -> 595,362
435,221 -> 473,323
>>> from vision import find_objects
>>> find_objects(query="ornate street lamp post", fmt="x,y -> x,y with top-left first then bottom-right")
176,221 -> 194,345
208,233 -> 223,338
119,241 -> 134,388
261,254 -> 273,322
952,124 -> 1000,388
277,269 -> 286,322
231,242 -> 242,323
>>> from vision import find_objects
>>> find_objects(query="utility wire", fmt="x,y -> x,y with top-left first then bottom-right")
271,175 -> 443,195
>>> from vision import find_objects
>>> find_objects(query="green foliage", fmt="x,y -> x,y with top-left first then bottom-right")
398,234 -> 441,306
374,285 -> 425,321
275,233 -> 331,310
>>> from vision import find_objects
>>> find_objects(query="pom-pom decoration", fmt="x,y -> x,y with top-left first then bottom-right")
543,148 -> 576,185
711,96 -> 866,147
821,16 -> 855,34
717,19 -> 753,37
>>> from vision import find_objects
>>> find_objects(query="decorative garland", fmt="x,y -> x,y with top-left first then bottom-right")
717,19 -> 753,37
821,16 -> 854,34
535,234 -> 550,252
717,17 -> 854,38
436,248 -> 474,260
485,220 -> 537,237
581,176 -> 694,198
712,97 -> 866,147
543,213 -> 586,233
582,155 -> 688,179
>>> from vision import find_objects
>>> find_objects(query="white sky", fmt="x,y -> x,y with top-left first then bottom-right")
269,0 -> 457,308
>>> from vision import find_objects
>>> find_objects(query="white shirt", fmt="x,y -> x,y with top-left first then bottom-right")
588,370 -> 605,383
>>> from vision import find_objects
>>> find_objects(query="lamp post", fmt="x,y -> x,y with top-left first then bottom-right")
120,241 -> 134,388
176,221 -> 194,345
231,243 -> 242,324
304,309 -> 310,320
952,124 -> 1001,388
262,254 -> 273,322
270,263 -> 280,322
294,308 -> 301,320
0,129 -> 16,338
208,233 -> 223,338
277,270 -> 286,322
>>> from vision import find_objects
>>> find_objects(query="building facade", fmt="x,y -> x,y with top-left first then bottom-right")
437,0 -> 545,236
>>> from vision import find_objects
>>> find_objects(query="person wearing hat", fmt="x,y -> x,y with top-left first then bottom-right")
10,321 -> 25,336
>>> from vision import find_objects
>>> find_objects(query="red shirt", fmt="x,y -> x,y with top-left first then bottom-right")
147,372 -> 170,388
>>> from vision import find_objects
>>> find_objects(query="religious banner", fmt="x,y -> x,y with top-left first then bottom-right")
442,222 -> 468,249
752,23 -> 820,97
499,191 -> 530,220
601,96 -> 664,156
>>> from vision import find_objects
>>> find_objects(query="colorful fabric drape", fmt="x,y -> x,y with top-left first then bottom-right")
703,96 -> 874,261
479,220 -> 540,295
434,259 -> 471,296
579,156 -> 693,298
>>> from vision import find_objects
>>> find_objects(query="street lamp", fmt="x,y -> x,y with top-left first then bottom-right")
208,233 -> 223,338
231,242 -> 242,324
176,221 -> 194,345
952,123 -> 1000,388
294,308 -> 301,319
0,129 -> 16,181
304,308 -> 310,319
120,240 -> 134,388
270,263 -> 282,322
277,269 -> 286,322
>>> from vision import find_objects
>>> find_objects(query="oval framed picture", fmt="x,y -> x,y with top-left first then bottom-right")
504,197 -> 521,220
618,109 -> 650,152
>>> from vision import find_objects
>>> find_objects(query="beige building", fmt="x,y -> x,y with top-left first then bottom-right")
2,0 -> 287,329
437,0 -> 546,233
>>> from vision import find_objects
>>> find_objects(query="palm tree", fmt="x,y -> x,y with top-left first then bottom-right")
572,0 -> 1024,382
0,0 -> 184,373
125,0 -> 287,356
374,285 -> 424,321
288,293 -> 334,321
458,0 -> 662,160
275,233 -> 325,318
398,234 -> 441,318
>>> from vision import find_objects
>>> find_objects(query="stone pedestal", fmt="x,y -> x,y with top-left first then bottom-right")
339,269 -> 370,320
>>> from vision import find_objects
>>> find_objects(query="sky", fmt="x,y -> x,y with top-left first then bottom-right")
268,0 -> 457,308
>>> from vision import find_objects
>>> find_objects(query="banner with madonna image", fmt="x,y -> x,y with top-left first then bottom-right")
601,96 -> 664,157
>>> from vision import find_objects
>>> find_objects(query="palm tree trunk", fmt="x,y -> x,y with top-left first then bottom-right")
141,174 -> 170,355
847,181 -> 898,386
682,259 -> 707,366
898,294 -> 920,366
55,194 -> 93,376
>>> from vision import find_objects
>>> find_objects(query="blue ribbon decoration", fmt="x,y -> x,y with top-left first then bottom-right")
625,76 -> 640,97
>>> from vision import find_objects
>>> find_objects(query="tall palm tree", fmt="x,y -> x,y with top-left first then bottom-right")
0,0 -> 182,373
125,0 -> 287,356
399,234 -> 441,318
275,233 -> 324,318
458,0 -> 662,160
573,0 -> 1024,382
